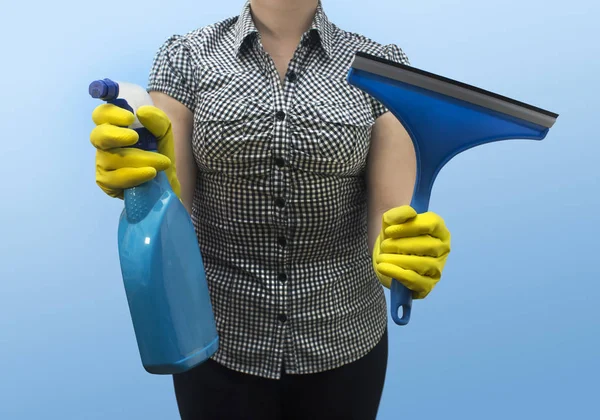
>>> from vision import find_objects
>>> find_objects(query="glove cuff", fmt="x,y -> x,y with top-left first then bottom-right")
372,234 -> 391,289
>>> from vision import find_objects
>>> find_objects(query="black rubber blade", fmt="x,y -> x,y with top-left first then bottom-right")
352,52 -> 558,128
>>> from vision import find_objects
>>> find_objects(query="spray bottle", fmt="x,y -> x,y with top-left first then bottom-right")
89,78 -> 219,374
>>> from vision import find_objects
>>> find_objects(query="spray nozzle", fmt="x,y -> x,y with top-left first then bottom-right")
89,78 -> 119,101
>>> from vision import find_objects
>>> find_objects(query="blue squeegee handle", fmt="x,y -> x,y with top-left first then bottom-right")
390,280 -> 413,325
389,195 -> 429,325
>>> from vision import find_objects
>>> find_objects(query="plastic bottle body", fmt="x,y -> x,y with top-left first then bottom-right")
117,171 -> 219,374
89,78 -> 219,374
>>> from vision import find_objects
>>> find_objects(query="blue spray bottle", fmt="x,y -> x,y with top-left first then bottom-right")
89,78 -> 219,374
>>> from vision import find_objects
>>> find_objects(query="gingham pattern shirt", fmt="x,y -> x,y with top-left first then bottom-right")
148,0 -> 410,379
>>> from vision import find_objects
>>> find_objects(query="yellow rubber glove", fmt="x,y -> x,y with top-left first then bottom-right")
90,103 -> 181,199
372,205 -> 451,299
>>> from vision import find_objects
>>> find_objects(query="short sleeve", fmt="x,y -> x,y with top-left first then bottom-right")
147,35 -> 197,111
371,43 -> 411,120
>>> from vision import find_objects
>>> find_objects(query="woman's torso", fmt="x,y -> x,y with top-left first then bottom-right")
148,1 -> 410,379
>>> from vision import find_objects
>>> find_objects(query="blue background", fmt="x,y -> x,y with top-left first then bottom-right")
2,0 -> 598,418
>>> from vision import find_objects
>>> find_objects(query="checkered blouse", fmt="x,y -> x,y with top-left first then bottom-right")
148,0 -> 410,379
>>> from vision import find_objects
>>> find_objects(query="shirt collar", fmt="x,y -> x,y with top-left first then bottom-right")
234,0 -> 334,58
309,1 -> 334,58
233,1 -> 259,53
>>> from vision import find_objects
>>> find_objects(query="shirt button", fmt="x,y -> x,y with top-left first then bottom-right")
278,314 -> 288,323
274,197 -> 285,208
287,71 -> 297,83
274,157 -> 286,168
278,236 -> 287,247
275,111 -> 286,121
278,273 -> 287,282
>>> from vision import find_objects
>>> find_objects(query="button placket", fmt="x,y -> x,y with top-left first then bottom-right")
271,38 -> 312,343
258,46 -> 291,341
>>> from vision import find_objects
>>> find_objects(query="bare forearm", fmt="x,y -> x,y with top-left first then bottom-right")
367,207 -> 385,253
366,112 -> 416,251
149,91 -> 196,214
173,129 -> 197,214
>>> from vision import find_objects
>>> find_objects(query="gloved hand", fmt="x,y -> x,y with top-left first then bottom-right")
90,103 -> 181,199
372,205 -> 451,299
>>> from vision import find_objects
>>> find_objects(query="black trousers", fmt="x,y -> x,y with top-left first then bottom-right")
172,328 -> 388,420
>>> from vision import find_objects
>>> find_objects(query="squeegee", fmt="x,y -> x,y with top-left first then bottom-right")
347,52 -> 558,326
